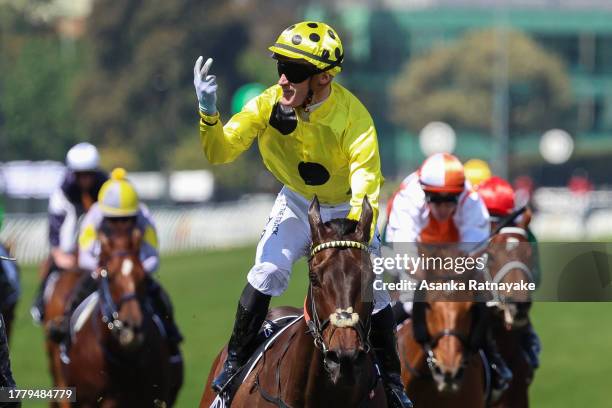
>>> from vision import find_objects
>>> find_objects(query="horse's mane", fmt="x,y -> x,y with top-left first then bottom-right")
324,218 -> 358,238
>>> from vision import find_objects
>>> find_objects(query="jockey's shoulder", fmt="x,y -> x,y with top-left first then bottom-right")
137,203 -> 157,229
330,82 -> 372,120
391,173 -> 425,208
402,172 -> 419,187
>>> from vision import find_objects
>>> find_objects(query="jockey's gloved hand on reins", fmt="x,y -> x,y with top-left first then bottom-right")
193,56 -> 218,115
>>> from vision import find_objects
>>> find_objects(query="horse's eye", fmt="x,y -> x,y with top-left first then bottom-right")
309,271 -> 321,287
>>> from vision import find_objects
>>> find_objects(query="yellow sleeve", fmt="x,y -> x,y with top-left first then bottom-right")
143,224 -> 158,249
342,113 -> 383,241
78,223 -> 97,252
199,92 -> 269,165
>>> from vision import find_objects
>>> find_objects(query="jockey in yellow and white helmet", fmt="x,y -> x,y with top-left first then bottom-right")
464,158 -> 492,188
194,22 -> 411,407
48,169 -> 183,357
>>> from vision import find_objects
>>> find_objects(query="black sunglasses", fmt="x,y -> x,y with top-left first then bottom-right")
425,193 -> 459,204
277,61 -> 316,83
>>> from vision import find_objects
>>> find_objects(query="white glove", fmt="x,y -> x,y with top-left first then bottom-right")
193,56 -> 218,115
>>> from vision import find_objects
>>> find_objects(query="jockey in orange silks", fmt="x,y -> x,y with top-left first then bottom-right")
385,153 -> 512,398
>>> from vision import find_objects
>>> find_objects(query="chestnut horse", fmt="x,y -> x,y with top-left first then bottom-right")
42,257 -> 83,407
486,211 -> 535,408
397,247 -> 488,408
59,226 -> 181,407
200,197 -> 387,408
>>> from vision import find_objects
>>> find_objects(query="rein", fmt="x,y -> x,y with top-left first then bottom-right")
485,227 -> 534,304
253,239 -> 378,407
98,268 -> 138,333
469,206 -> 528,256
306,239 -> 372,357
97,250 -> 141,334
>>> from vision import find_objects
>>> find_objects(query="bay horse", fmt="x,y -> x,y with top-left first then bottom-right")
486,210 -> 535,408
59,225 -> 181,407
397,246 -> 488,408
200,196 -> 388,408
0,242 -> 19,341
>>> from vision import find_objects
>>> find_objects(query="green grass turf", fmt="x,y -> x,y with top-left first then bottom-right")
6,246 -> 612,407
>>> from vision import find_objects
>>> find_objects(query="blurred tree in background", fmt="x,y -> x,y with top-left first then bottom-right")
0,3 -> 84,161
0,0 -> 301,199
74,0 -> 300,197
390,30 -> 573,136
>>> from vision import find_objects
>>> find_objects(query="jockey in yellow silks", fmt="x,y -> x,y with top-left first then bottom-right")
48,169 -> 183,359
385,153 -> 512,399
195,21 -> 411,407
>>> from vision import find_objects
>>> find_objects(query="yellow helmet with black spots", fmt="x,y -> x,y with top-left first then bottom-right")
98,168 -> 139,217
269,21 -> 344,76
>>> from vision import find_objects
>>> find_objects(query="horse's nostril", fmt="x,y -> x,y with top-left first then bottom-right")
325,350 -> 341,365
456,365 -> 465,380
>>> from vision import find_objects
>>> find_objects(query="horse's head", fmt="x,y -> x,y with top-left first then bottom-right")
487,209 -> 533,328
412,251 -> 484,392
98,222 -> 147,350
307,195 -> 374,384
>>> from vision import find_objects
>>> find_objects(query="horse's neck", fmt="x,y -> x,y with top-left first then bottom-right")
280,321 -> 376,407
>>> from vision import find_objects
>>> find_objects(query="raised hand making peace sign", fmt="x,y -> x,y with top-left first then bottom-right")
193,56 -> 217,114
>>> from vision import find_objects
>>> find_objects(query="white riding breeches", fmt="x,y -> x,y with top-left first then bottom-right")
247,186 -> 390,313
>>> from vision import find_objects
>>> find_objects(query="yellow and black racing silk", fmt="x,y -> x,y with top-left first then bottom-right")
199,82 -> 382,230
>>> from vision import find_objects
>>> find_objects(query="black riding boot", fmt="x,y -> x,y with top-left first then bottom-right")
483,329 -> 513,402
371,305 -> 413,408
211,283 -> 270,393
391,301 -> 410,327
48,273 -> 97,344
145,277 -> 183,354
519,321 -> 541,369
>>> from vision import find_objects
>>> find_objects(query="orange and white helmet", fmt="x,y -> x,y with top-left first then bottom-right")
419,153 -> 465,194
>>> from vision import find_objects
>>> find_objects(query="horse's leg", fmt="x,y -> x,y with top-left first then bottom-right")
43,272 -> 80,401
168,352 -> 184,407
199,349 -> 226,408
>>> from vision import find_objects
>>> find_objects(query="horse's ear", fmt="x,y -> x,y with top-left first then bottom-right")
308,195 -> 324,244
518,206 -> 532,229
131,228 -> 142,250
355,195 -> 373,243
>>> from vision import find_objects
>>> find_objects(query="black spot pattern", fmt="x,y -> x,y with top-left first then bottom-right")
269,103 -> 297,135
307,22 -> 318,28
335,47 -> 341,59
321,49 -> 330,59
309,33 -> 320,42
328,29 -> 336,39
298,162 -> 330,186
292,35 -> 302,45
